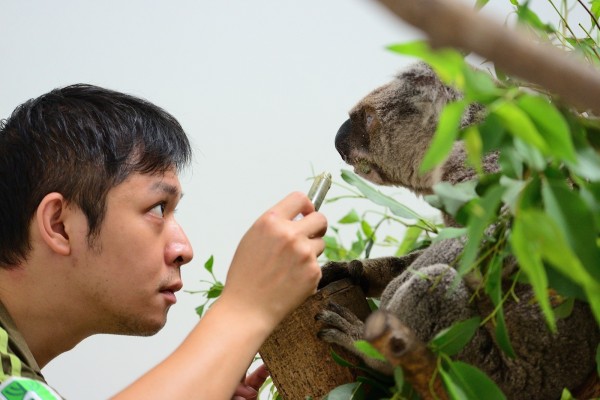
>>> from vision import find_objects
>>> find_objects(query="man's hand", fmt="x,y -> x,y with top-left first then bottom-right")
232,364 -> 270,400
222,191 -> 328,329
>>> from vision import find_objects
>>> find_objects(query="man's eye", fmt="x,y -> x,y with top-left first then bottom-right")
149,203 -> 166,218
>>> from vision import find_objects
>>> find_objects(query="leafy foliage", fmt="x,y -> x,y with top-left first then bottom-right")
324,0 -> 600,398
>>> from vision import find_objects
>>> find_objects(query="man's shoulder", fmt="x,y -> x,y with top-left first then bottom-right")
0,376 -> 63,400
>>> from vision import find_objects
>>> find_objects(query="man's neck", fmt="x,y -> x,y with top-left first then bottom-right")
0,264 -> 92,368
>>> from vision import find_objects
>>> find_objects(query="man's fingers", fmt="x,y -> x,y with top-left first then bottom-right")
245,364 -> 270,391
269,192 -> 315,220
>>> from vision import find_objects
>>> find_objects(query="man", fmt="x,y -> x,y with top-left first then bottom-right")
0,84 -> 327,399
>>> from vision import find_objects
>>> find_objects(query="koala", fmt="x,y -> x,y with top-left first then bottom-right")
317,62 -> 600,400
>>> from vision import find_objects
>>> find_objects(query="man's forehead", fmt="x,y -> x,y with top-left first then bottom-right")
117,171 -> 184,198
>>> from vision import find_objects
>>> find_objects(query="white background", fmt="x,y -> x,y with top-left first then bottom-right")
0,1 -> 584,398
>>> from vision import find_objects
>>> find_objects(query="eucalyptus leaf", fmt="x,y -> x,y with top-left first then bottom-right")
458,185 -> 505,277
386,40 -> 466,85
341,170 -> 434,229
430,317 -> 481,356
338,209 -> 360,224
432,181 -> 478,216
443,360 -> 507,400
484,255 -> 516,358
204,255 -> 214,274
394,367 -> 405,392
330,348 -> 357,368
324,382 -> 364,400
516,95 -> 576,162
463,126 -> 483,174
395,225 -> 424,256
431,227 -> 468,244
542,179 -> 600,280
354,340 -> 386,361
420,100 -> 468,173
491,101 -> 549,154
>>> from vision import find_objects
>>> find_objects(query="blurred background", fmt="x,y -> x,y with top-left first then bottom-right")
0,1 -> 583,398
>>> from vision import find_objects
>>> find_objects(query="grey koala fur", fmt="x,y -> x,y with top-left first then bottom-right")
317,62 -> 600,400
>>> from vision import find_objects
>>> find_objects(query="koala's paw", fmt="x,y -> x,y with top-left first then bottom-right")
317,302 -> 393,374
316,302 -> 364,349
318,260 -> 365,290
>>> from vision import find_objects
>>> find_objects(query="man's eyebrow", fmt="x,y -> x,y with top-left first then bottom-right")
150,181 -> 184,199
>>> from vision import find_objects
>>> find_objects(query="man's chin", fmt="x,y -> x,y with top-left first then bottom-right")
111,313 -> 168,337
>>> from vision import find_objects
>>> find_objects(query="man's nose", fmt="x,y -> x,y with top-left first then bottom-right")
166,221 -> 194,267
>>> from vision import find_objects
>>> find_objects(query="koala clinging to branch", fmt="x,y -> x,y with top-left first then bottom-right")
317,62 -> 600,400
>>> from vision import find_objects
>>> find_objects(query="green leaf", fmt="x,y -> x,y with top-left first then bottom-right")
463,126 -> 483,174
330,348 -> 357,368
475,0 -> 489,9
553,297 -> 575,319
341,170 -> 434,229
593,0 -> 600,19
394,367 -> 405,392
511,212 -> 556,331
338,209 -> 360,224
420,100 -> 468,173
354,340 -> 387,361
430,181 -> 478,216
442,360 -> 507,400
204,255 -> 214,274
195,304 -> 205,317
560,388 -> 575,400
568,147 -> 600,181
439,367 -> 469,400
324,382 -> 364,400
361,220 -> 374,238
429,317 -> 481,356
513,137 -> 546,171
458,185 -> 505,277
542,179 -> 600,281
516,95 -> 576,162
463,68 -> 501,104
431,227 -> 467,244
484,255 -> 516,358
516,4 -> 555,33
206,284 -> 223,299
395,226 -> 424,256
386,40 -> 466,85
491,101 -> 549,154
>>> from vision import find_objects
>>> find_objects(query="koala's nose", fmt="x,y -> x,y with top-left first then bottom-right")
335,118 -> 352,161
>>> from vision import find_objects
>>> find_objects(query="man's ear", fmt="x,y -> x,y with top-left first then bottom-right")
35,193 -> 71,256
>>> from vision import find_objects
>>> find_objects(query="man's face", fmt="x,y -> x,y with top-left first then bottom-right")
69,169 -> 193,336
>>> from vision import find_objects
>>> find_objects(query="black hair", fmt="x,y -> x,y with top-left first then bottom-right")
0,84 -> 192,266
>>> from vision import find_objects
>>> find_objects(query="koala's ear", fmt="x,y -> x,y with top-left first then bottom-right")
35,193 -> 71,256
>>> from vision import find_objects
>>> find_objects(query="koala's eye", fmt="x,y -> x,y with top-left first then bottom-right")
365,111 -> 376,130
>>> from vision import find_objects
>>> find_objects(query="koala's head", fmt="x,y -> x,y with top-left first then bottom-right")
335,62 -> 483,195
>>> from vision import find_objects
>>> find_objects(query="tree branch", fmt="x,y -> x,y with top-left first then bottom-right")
364,310 -> 448,400
373,0 -> 600,114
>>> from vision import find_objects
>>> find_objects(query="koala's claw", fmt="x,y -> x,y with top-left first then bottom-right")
316,302 -> 365,349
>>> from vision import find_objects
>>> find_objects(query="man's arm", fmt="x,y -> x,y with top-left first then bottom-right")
110,192 -> 327,400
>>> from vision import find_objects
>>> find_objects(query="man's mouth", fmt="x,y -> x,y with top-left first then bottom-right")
160,281 -> 183,304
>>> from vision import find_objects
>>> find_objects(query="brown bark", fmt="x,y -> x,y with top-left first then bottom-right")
373,0 -> 600,114
259,279 -> 371,400
364,310 -> 448,400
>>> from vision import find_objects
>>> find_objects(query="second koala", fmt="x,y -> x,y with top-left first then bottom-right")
317,62 -> 599,400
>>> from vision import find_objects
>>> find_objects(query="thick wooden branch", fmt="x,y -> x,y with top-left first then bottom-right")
374,0 -> 600,114
364,310 -> 448,400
